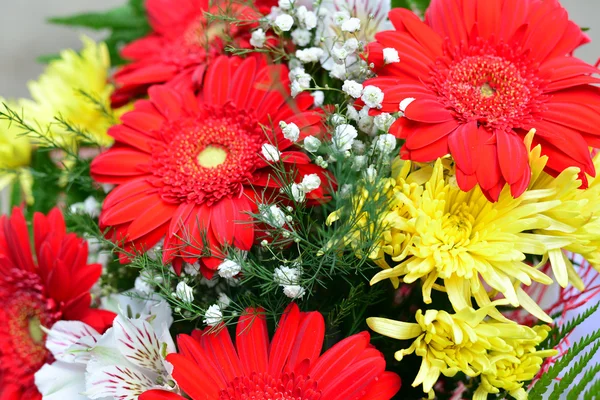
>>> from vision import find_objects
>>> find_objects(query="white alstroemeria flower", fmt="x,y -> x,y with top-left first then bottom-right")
35,321 -> 103,400
85,314 -> 177,399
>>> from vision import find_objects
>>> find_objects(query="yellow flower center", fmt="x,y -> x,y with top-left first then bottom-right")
197,145 -> 228,168
440,206 -> 474,246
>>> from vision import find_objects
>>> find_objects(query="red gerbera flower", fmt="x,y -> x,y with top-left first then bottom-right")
365,0 -> 600,201
111,0 -> 268,106
0,208 -> 114,399
92,55 -> 330,278
140,303 -> 401,400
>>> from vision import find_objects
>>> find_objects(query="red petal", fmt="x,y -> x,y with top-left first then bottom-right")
476,0 -> 501,42
287,311 -> 325,372
425,0 -> 468,46
403,99 -> 453,123
268,303 -> 300,376
201,325 -> 244,383
236,308 -> 269,376
358,372 -> 401,400
388,8 -> 443,59
404,120 -> 458,151
203,56 -> 232,106
166,353 -> 221,399
496,131 -> 529,185
447,121 -> 481,175
140,390 -> 186,400
127,202 -> 178,241
321,355 -> 386,400
149,85 -> 183,120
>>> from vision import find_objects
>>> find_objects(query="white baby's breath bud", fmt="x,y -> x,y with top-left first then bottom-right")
296,47 -> 324,63
361,86 -> 384,109
373,113 -> 396,132
399,97 -> 415,112
217,258 -> 242,279
312,90 -> 324,107
175,281 -> 194,304
365,165 -> 377,182
341,17 -> 361,33
275,14 -> 294,31
344,38 -> 359,53
303,135 -> 321,152
280,121 -> 300,142
283,285 -> 306,299
373,134 -> 397,154
203,304 -> 223,326
261,204 -> 287,228
342,80 -> 363,98
291,28 -> 312,46
383,47 -> 400,64
333,11 -> 350,26
285,215 -> 293,222
261,143 -> 281,162
290,183 -> 306,202
261,239 -> 269,247
250,28 -> 267,48
300,174 -> 321,193
332,124 -> 358,152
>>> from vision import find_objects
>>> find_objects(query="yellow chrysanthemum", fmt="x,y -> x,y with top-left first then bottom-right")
524,131 -> 600,290
0,101 -> 33,204
22,37 -> 118,150
336,154 -> 571,322
474,325 -> 556,400
367,307 -> 555,399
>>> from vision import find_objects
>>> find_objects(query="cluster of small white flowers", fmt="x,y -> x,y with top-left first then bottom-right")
289,173 -> 321,202
280,121 -> 301,142
217,258 -> 242,279
261,143 -> 281,162
273,264 -> 306,299
303,135 -> 321,152
332,124 -> 358,153
260,204 -> 288,228
203,304 -> 223,326
175,281 -> 194,304
69,195 -> 101,218
289,66 -> 312,97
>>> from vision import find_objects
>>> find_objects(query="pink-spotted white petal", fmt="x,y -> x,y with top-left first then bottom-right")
44,321 -> 101,363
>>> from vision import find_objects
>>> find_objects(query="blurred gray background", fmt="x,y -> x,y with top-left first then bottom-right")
0,0 -> 598,98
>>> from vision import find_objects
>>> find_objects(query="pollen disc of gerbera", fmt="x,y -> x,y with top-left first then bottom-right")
219,372 -> 322,400
152,103 -> 265,205
432,42 -> 546,130
5,289 -> 57,375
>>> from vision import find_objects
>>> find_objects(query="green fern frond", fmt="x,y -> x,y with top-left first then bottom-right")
568,362 -> 600,400
552,339 -> 600,400
530,329 -> 600,399
542,303 -> 600,350
584,377 -> 600,400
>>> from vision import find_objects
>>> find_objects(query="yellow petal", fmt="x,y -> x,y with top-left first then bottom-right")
366,317 -> 423,340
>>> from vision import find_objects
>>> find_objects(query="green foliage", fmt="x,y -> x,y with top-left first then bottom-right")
47,0 -> 149,65
530,303 -> 600,400
542,302 -> 600,350
391,0 -> 431,15
568,362 -> 600,400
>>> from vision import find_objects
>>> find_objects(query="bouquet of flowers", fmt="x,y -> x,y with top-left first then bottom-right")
2,0 -> 600,398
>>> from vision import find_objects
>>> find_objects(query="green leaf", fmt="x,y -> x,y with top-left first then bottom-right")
391,0 -> 431,14
584,378 -> 600,400
530,329 -> 600,399
36,54 -> 61,64
542,303 -> 600,350
568,362 -> 600,400
551,339 -> 600,400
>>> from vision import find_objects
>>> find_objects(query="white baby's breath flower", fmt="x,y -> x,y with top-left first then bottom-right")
352,139 -> 366,154
399,97 -> 415,112
261,204 -> 287,228
329,63 -> 347,80
333,11 -> 350,26
302,10 -> 318,30
250,28 -> 267,48
344,38 -> 359,53
373,134 -> 397,154
296,47 -> 324,63
365,165 -> 377,182
278,0 -> 293,10
383,47 -> 400,64
283,285 -> 306,299
217,293 -> 231,309
290,183 -> 306,202
217,259 -> 242,279
203,304 -> 223,326
373,113 -> 396,132
275,14 -> 294,31
300,173 -> 321,193
291,28 -> 312,46
361,85 -> 384,108
352,155 -> 368,171
261,143 -> 281,162
332,43 -> 349,63
273,265 -> 302,285
332,124 -> 358,152
175,281 -> 194,304
280,121 -> 300,142
346,105 -> 359,121
312,90 -> 324,106
342,80 -> 363,98
341,17 -> 361,33
303,135 -> 321,152
69,196 -> 101,218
